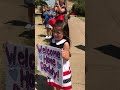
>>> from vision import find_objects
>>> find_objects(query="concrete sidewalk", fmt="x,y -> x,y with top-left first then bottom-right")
86,0 -> 120,90
68,16 -> 85,90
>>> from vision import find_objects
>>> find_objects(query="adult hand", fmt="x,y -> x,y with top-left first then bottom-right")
56,1 -> 60,6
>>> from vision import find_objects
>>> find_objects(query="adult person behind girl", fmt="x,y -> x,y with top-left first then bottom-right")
40,5 -> 46,25
24,0 -> 35,30
43,5 -> 54,39
54,0 -> 67,21
47,20 -> 72,90
48,0 -> 67,27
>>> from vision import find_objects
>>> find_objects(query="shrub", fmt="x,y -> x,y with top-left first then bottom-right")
35,0 -> 47,7
69,0 -> 85,16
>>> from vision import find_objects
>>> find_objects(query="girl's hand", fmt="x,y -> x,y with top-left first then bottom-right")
61,42 -> 70,61
61,48 -> 66,58
47,12 -> 51,16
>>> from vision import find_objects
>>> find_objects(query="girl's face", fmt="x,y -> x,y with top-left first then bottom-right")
53,28 -> 64,41
47,7 -> 50,11
47,6 -> 51,11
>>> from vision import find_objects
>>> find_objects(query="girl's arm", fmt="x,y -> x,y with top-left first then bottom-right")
62,42 -> 70,61
54,6 -> 58,11
54,1 -> 58,11
50,10 -> 54,17
56,1 -> 65,13
48,10 -> 54,17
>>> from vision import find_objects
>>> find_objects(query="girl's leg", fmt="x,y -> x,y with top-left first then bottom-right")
55,87 -> 61,90
47,28 -> 52,38
45,27 -> 48,38
47,28 -> 49,37
28,5 -> 34,24
49,28 -> 52,36
42,18 -> 44,24
47,85 -> 55,90
56,88 -> 71,90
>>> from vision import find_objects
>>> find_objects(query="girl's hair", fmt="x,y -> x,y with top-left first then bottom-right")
51,20 -> 71,57
53,20 -> 71,46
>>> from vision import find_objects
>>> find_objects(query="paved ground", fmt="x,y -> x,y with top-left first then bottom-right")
68,16 -> 85,90
86,0 -> 120,90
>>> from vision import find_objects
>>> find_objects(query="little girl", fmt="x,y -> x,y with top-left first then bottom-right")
43,5 -> 54,39
47,20 -> 72,90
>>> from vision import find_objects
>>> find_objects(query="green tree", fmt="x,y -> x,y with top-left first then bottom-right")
69,0 -> 85,16
35,0 -> 47,7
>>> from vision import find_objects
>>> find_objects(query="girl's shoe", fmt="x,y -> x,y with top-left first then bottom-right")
48,36 -> 52,39
45,36 -> 49,39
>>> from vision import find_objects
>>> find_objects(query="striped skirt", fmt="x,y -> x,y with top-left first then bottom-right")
47,61 -> 72,90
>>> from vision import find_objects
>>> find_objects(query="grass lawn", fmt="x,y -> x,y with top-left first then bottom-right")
78,16 -> 85,22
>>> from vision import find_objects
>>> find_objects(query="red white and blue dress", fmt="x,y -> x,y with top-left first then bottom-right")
47,38 -> 72,90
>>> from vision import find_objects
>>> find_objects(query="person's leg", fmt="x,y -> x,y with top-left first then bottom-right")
42,18 -> 45,25
55,87 -> 61,90
41,17 -> 44,24
45,27 -> 49,39
28,4 -> 34,24
47,28 -> 49,36
48,28 -> 51,36
50,29 -> 52,36
25,4 -> 34,29
48,28 -> 53,39
28,5 -> 32,24
54,87 -> 72,90
47,85 -> 53,90
41,14 -> 44,24
49,25 -> 53,38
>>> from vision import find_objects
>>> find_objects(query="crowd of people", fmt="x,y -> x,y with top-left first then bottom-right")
41,0 -> 67,39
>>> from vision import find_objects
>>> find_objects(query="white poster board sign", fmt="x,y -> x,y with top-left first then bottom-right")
36,44 -> 63,86
5,42 -> 35,90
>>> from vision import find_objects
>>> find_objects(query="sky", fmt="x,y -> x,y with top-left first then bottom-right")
43,0 -> 56,8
